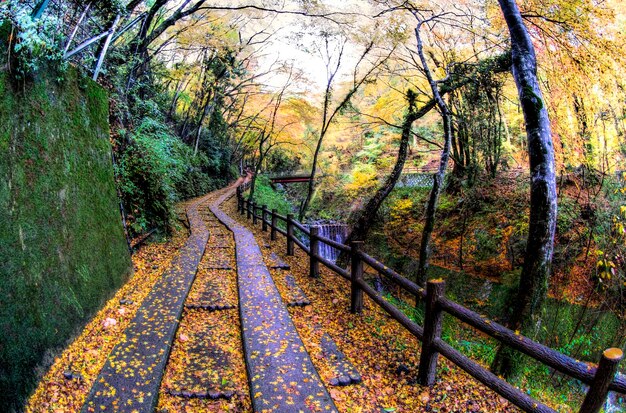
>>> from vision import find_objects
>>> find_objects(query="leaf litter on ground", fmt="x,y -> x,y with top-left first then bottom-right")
223,195 -> 520,413
26,225 -> 188,412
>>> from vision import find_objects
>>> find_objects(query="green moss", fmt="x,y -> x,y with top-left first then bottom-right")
522,85 -> 544,111
0,68 -> 131,411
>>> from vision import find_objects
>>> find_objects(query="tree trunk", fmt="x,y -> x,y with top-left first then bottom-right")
414,23 -> 454,287
340,53 -> 512,260
299,142 -> 320,222
169,74 -> 190,118
298,40 -> 381,221
343,91 -> 419,247
248,134 -> 266,202
130,0 -> 168,83
492,0 -> 558,378
194,95 -> 216,157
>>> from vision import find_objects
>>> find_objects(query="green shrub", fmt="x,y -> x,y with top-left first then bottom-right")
556,196 -> 581,235
437,193 -> 458,215
249,175 -> 294,219
472,228 -> 503,261
0,1 -> 67,80
265,148 -> 301,173
115,117 -> 218,234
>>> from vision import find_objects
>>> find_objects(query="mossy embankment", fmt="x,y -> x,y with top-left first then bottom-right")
0,69 -> 131,411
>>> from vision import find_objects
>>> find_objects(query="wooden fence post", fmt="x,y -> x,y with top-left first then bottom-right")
418,279 -> 445,386
350,241 -> 364,314
252,202 -> 258,225
246,199 -> 251,219
271,209 -> 277,241
309,226 -> 320,278
286,214 -> 294,256
262,205 -> 268,231
579,348 -> 623,413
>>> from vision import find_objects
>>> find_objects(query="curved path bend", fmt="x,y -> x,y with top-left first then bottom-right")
210,188 -> 337,412
82,182 -> 336,412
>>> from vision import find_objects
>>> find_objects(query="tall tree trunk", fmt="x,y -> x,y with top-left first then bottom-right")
194,95 -> 216,156
492,0 -> 558,378
169,74 -> 191,118
299,132 -> 323,221
414,22 -> 454,287
247,133 -> 267,202
298,40 -> 383,221
343,91 -> 419,247
341,53 -> 512,257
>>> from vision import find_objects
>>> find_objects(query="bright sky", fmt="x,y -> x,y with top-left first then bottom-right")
233,0 -> 378,94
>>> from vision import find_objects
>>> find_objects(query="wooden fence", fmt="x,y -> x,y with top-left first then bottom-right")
235,186 -> 626,413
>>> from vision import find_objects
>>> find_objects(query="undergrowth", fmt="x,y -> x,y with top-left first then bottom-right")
247,175 -> 294,219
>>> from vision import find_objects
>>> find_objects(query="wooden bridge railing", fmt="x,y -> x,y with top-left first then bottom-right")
235,187 -> 625,413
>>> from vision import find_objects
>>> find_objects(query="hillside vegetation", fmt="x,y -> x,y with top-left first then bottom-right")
0,68 -> 131,409
1,0 -> 625,411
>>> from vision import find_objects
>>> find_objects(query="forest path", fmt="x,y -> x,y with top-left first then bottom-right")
81,180 -> 339,413
209,186 -> 337,412
80,180 -> 520,413
80,183 -> 236,413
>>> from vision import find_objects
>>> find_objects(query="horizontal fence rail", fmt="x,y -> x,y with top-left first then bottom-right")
317,254 -> 350,280
236,188 -> 625,413
292,219 -> 311,235
317,234 -> 351,253
438,298 -> 626,394
359,251 -> 426,299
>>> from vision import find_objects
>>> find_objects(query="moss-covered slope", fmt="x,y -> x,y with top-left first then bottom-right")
0,69 -> 131,411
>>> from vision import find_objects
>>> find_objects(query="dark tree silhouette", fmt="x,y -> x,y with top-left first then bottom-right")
492,0 -> 558,378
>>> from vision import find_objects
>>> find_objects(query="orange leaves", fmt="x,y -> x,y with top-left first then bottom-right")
156,205 -> 251,413
26,228 -> 188,412
223,195 -> 518,413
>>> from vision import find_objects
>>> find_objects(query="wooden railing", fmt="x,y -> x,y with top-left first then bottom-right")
235,187 -> 626,413
267,170 -> 312,178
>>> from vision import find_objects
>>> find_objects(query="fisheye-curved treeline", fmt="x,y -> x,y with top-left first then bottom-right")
0,0 -> 625,412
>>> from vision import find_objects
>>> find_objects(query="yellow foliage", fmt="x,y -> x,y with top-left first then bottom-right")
344,170 -> 378,196
375,156 -> 394,170
390,198 -> 414,222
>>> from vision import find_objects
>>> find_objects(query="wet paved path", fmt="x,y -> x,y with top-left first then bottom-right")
81,188 -> 228,413
82,182 -> 336,412
210,189 -> 337,412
